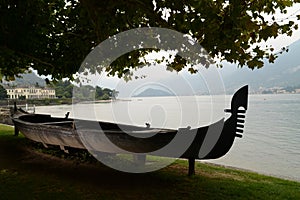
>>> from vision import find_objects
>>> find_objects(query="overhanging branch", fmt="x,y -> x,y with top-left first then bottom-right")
1,46 -> 55,68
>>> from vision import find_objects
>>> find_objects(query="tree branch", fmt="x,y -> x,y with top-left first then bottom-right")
1,46 -> 55,68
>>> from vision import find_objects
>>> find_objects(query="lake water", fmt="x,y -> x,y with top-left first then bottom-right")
35,94 -> 300,182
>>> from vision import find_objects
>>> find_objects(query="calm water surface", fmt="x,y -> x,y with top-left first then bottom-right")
36,94 -> 300,181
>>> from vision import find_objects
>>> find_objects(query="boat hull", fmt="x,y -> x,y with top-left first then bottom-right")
12,85 -> 249,160
13,118 -> 84,149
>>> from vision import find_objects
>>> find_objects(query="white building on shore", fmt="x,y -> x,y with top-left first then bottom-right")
6,87 -> 56,99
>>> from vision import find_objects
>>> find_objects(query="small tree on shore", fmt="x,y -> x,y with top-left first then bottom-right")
0,85 -> 7,100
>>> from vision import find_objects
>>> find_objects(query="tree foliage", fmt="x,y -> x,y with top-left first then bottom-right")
53,80 -> 115,100
1,0 -> 300,80
95,86 -> 115,100
0,85 -> 7,99
53,80 -> 73,98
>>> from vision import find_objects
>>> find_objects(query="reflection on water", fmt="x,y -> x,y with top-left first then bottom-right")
36,94 -> 300,181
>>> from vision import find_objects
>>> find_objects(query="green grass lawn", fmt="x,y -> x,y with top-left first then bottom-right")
0,124 -> 299,200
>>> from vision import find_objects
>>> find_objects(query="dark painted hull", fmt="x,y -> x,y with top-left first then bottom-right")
12,86 -> 248,160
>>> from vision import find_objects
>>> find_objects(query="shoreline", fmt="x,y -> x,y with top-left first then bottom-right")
202,161 -> 300,183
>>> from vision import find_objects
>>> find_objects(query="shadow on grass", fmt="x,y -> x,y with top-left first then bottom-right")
0,124 -> 299,200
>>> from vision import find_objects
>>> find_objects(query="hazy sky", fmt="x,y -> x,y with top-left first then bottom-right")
35,3 -> 300,88
265,3 -> 300,50
96,3 -> 300,90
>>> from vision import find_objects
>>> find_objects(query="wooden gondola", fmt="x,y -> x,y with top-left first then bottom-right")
12,85 -> 248,175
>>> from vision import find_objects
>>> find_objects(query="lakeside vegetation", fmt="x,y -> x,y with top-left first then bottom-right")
0,124 -> 299,200
53,80 -> 118,100
0,84 -> 7,100
0,80 -> 118,106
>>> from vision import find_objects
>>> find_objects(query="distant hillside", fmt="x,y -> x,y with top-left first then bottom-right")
2,72 -> 46,87
222,39 -> 300,92
133,88 -> 174,97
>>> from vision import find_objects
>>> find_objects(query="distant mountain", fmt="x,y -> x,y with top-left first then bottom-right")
221,39 -> 300,93
133,88 -> 174,97
2,72 -> 46,87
